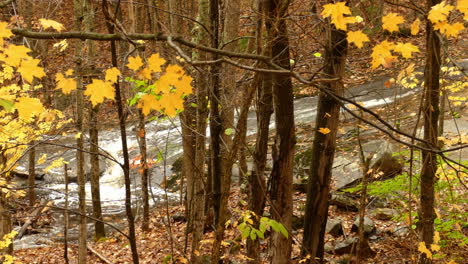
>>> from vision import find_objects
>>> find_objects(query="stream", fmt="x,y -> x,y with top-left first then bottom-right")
13,60 -> 468,249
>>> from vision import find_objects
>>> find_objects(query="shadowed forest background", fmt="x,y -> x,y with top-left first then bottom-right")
0,0 -> 466,263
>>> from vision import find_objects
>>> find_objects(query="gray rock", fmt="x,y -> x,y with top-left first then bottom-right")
393,226 -> 410,237
330,193 -> 359,211
371,208 -> 398,220
352,216 -> 375,235
324,242 -> 334,253
334,237 -> 358,255
326,218 -> 344,237
334,237 -> 375,257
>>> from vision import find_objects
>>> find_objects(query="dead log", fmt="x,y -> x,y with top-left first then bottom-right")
16,200 -> 49,239
87,245 -> 114,264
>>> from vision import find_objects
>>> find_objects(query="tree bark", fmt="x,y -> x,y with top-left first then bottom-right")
73,0 -> 87,261
28,142 -> 35,206
419,1 -> 441,263
83,0 -> 105,240
302,2 -> 348,262
183,0 -> 209,262
89,105 -> 105,239
265,0 -> 296,263
102,1 -> 139,262
247,2 -> 272,261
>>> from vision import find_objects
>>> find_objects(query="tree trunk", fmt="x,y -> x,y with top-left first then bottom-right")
419,1 -> 441,263
83,0 -> 105,240
182,0 -> 209,262
265,0 -> 295,263
137,109 -> 150,232
102,1 -> 139,262
0,193 -> 12,255
73,0 -> 87,261
302,2 -> 348,262
89,105 -> 105,239
211,0 -> 241,261
246,2 -> 272,261
28,142 -> 35,206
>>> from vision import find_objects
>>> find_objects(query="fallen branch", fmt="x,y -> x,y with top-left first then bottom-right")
16,200 -> 49,239
87,245 -> 114,264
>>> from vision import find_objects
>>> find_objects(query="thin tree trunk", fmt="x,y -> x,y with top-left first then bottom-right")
211,0 -> 241,261
89,105 -> 105,238
73,0 -> 87,261
0,192 -> 12,255
28,142 -> 35,206
137,109 -> 150,231
102,1 -> 139,262
302,2 -> 348,262
64,164 -> 70,264
83,0 -> 105,240
247,2 -> 272,261
265,0 -> 296,263
419,1 -> 441,263
182,0 -> 209,261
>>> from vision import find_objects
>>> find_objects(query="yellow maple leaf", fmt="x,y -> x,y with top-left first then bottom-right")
428,1 -> 454,23
44,158 -> 67,173
137,94 -> 160,116
147,53 -> 166,73
55,72 -> 77,94
38,18 -> 65,32
458,0 -> 468,20
37,154 -> 47,165
411,18 -> 421,35
3,44 -> 32,67
53,39 -> 68,52
105,67 -> 120,83
138,67 -> 152,80
85,79 -> 115,106
433,231 -> 440,244
430,244 -> 440,252
65,69 -> 74,76
318,127 -> 331,134
0,21 -> 13,46
159,92 -> 183,117
321,2 -> 353,31
371,40 -> 396,68
347,30 -> 369,48
127,55 -> 143,71
15,97 -> 45,121
382,13 -> 405,33
418,242 -> 433,259
434,21 -> 465,37
394,42 -> 420,58
17,58 -> 46,83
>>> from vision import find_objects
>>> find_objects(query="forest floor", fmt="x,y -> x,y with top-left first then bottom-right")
13,89 -> 467,263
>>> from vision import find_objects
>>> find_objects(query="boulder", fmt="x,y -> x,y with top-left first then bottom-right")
334,237 -> 375,257
351,216 -> 375,235
371,208 -> 398,221
326,218 -> 344,237
330,193 -> 359,211
393,226 -> 410,237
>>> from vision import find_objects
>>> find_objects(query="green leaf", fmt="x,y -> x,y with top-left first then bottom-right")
0,98 -> 14,111
255,228 -> 265,239
163,254 -> 172,264
190,102 -> 198,108
313,52 -> 322,57
250,230 -> 257,240
224,128 -> 235,136
268,219 -> 288,238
